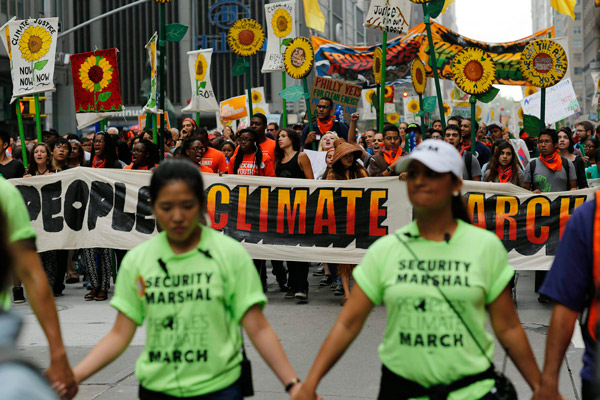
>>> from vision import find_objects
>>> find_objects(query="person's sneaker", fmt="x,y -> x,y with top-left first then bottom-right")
295,290 -> 308,302
333,285 -> 344,296
312,265 -> 325,276
319,275 -> 332,286
12,286 -> 25,303
284,290 -> 295,299
330,282 -> 337,290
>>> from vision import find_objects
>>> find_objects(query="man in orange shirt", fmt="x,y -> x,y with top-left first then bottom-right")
250,113 -> 276,160
192,129 -> 228,174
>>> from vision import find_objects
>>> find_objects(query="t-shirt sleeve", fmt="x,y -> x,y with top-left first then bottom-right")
1,181 -> 36,243
110,252 -> 146,325
566,159 -> 577,181
540,201 -> 594,311
224,242 -> 267,323
353,240 -> 385,305
483,233 -> 514,305
523,162 -> 532,183
471,156 -> 482,178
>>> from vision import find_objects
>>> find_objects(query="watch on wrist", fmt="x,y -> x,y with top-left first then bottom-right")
285,377 -> 301,392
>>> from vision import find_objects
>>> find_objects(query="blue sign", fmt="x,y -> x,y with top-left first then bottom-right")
208,1 -> 250,29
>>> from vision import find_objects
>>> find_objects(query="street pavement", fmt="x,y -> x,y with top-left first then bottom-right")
15,267 -> 585,400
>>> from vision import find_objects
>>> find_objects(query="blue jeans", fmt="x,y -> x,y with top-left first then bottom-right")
139,378 -> 242,400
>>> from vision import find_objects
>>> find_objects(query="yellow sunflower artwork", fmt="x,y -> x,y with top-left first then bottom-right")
18,25 -> 52,63
443,103 -> 451,116
387,112 -> 400,124
451,48 -> 496,95
373,47 -> 383,85
476,104 -> 482,119
254,107 -> 266,115
80,55 -> 113,93
227,19 -> 265,57
251,90 -> 262,104
524,86 -> 538,97
518,107 -> 524,120
284,37 -> 314,79
407,99 -> 420,114
195,53 -> 208,82
365,89 -> 376,104
411,59 -> 427,95
272,8 -> 292,38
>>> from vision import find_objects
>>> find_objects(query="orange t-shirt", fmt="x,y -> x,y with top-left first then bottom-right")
200,164 -> 214,173
228,153 -> 275,176
201,147 -> 228,173
231,137 -> 276,161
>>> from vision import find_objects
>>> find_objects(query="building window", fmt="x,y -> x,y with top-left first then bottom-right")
573,39 -> 583,48
573,53 -> 582,62
574,12 -> 580,20
573,26 -> 581,34
574,67 -> 583,75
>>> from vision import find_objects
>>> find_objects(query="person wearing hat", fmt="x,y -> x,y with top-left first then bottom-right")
487,121 -> 504,141
293,140 -> 541,400
367,124 -> 405,177
180,118 -> 197,140
42,129 -> 60,150
404,123 -> 423,151
302,97 -> 349,151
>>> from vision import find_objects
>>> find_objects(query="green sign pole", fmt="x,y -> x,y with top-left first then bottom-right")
16,100 -> 28,169
470,95 -> 476,154
378,31 -> 387,133
281,71 -> 288,128
423,3 -> 445,132
302,77 -> 315,151
152,114 -> 158,144
540,87 -> 546,132
245,59 -> 253,118
418,94 -> 425,136
158,2 -> 166,160
34,94 -> 42,142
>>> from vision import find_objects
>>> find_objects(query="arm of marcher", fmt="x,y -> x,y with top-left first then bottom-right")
293,284 -> 374,400
488,287 -> 540,391
73,312 -> 138,384
13,239 -> 78,399
531,304 -> 578,400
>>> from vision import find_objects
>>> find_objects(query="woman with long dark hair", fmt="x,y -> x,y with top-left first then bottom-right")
72,159 -> 303,399
483,141 -> 525,187
557,127 -> 588,188
229,128 -> 275,176
68,140 -> 85,168
125,139 -> 159,170
182,138 -> 213,173
293,140 -> 540,400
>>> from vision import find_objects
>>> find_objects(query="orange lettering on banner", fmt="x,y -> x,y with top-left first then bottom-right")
314,189 -> 336,234
467,194 -> 486,229
259,187 -> 269,233
495,196 -> 519,241
237,186 -> 251,231
369,190 -> 387,237
559,196 -> 585,239
526,197 -> 550,244
341,189 -> 362,235
276,189 -> 308,234
206,185 -> 230,230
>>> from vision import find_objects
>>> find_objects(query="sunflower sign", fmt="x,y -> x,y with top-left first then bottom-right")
7,18 -> 58,99
245,87 -> 269,116
262,1 -> 296,73
143,32 -> 159,114
182,49 -> 219,113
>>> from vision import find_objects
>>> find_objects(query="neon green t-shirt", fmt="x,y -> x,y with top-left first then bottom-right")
353,220 -> 514,400
0,177 -> 37,309
110,226 -> 267,397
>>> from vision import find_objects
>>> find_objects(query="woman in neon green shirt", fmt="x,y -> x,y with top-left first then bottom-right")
71,159 -> 302,399
293,140 -> 542,400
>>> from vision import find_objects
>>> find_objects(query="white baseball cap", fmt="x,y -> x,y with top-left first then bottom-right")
396,139 -> 463,178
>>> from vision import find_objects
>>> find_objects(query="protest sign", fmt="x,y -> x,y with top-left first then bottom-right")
364,0 -> 411,35
143,32 -> 159,114
520,78 -> 580,124
182,49 -> 219,113
312,23 -> 555,87
262,1 -> 296,73
7,18 -> 58,99
303,150 -> 328,179
361,88 -> 378,120
9,169 -> 597,270
310,77 -> 362,124
138,112 -> 171,131
245,86 -> 270,116
220,95 -> 248,121
519,39 -> 568,89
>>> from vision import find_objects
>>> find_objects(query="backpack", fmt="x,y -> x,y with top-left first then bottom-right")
528,157 -> 570,189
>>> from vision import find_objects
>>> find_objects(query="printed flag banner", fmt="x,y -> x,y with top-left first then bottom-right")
361,88 -> 378,120
182,49 -> 219,113
0,17 -> 17,101
143,32 -> 158,114
262,1 -> 296,73
245,86 -> 270,116
70,48 -> 123,129
9,169 -> 597,270
220,95 -> 248,121
364,0 -> 411,35
8,18 -> 58,99
312,23 -> 555,87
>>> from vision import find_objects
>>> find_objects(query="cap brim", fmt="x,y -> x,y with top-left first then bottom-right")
395,152 -> 454,174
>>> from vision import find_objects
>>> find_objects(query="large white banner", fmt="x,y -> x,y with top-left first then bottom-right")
520,78 -> 580,124
7,18 -> 58,99
364,0 -> 411,35
182,49 -> 219,113
8,169 -> 599,269
262,1 -> 296,73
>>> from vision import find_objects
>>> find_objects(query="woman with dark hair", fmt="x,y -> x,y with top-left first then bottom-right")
272,128 -> 314,301
81,132 -> 122,302
582,137 -> 600,168
326,139 -> 368,304
25,143 -> 53,176
68,139 -> 85,167
125,139 -> 159,170
182,138 -> 213,173
557,127 -> 588,188
293,140 -> 540,400
483,141 -> 525,187
72,159 -> 303,399
229,128 -> 275,176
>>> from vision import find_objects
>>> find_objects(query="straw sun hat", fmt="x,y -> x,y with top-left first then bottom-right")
331,138 -> 362,166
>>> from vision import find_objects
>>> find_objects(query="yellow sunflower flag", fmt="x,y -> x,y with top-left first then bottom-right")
550,0 -> 576,19
262,1 -> 296,72
441,0 -> 455,13
182,49 -> 219,113
302,0 -> 325,33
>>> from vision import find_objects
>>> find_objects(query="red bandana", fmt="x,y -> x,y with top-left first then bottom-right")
316,117 -> 333,134
382,148 -> 404,166
460,141 -> 471,156
498,166 -> 513,183
540,149 -> 563,172
91,156 -> 106,169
